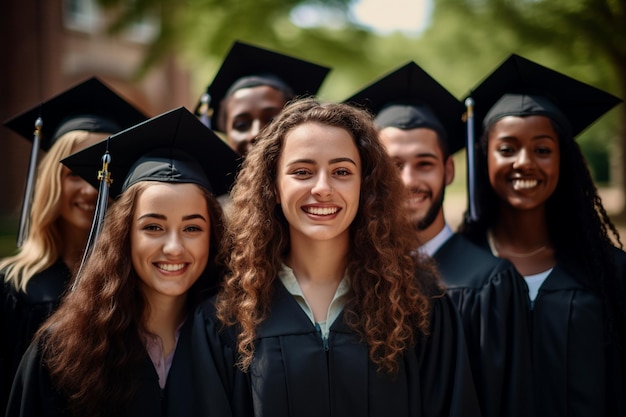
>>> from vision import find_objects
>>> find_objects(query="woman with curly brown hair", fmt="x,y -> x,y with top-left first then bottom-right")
198,97 -> 480,416
6,108 -> 240,417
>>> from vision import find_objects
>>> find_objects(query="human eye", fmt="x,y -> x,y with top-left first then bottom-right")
497,144 -> 516,156
142,224 -> 163,232
535,144 -> 554,156
232,119 -> 251,132
333,167 -> 353,177
416,160 -> 434,169
290,167 -> 312,177
184,224 -> 204,233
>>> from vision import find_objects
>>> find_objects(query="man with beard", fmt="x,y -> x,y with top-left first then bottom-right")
344,62 -> 534,417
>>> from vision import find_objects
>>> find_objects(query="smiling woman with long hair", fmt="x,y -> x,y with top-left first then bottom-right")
0,78 -> 146,413
460,54 -> 626,416
197,97 -> 480,416
6,108 -> 239,417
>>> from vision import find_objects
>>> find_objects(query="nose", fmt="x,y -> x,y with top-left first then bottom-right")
163,232 -> 184,257
400,165 -> 418,189
80,178 -> 98,198
513,148 -> 534,170
311,173 -> 333,197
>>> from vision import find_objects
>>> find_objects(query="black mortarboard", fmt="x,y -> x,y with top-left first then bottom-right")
4,77 -> 147,150
466,53 -> 623,139
4,77 -> 147,247
62,106 -> 241,200
343,62 -> 466,155
194,40 -> 330,131
62,107 -> 241,284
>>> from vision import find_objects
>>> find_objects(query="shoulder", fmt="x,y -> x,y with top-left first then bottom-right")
435,234 -> 520,289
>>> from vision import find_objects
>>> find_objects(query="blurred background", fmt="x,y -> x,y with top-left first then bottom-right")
1,0 -> 625,256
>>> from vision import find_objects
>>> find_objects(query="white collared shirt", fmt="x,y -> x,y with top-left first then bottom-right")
278,263 -> 349,340
419,224 -> 454,257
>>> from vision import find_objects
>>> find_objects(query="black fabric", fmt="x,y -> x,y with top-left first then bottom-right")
344,61 -> 466,155
5,315 -> 223,417
465,54 -> 622,140
3,77 -> 146,150
433,234 -> 534,417
0,260 -> 71,415
61,107 -> 241,199
197,279 -> 481,417
530,251 -> 626,417
194,40 -> 330,131
471,236 -> 626,416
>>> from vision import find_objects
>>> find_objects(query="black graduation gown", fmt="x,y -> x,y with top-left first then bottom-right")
0,260 -> 71,414
198,280 -> 482,417
529,249 -> 626,417
470,236 -> 626,416
433,234 -> 534,417
5,315 -> 214,417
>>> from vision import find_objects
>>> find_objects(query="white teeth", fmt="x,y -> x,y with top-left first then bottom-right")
77,203 -> 95,211
157,263 -> 185,272
304,206 -> 339,216
512,179 -> 538,190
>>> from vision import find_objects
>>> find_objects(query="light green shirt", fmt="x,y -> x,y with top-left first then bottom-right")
278,263 -> 349,340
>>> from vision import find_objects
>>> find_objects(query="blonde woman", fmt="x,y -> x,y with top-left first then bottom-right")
0,78 -> 145,412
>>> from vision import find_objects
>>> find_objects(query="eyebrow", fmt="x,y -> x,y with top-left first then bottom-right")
287,157 -> 358,166
137,213 -> 208,222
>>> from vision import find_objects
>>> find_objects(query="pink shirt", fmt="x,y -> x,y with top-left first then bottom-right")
141,321 -> 185,389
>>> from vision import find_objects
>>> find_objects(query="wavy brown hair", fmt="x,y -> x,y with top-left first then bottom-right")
36,181 -> 225,417
216,97 -> 439,373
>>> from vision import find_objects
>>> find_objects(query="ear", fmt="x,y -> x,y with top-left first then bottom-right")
444,156 -> 455,186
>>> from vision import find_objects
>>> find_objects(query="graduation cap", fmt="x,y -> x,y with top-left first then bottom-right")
61,107 -> 241,286
194,40 -> 330,131
343,61 -> 466,155
3,77 -> 147,247
466,53 -> 622,139
4,77 -> 147,150
62,106 -> 241,199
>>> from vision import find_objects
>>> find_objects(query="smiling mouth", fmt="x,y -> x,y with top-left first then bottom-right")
512,179 -> 538,190
76,203 -> 96,211
303,206 -> 340,216
156,263 -> 186,272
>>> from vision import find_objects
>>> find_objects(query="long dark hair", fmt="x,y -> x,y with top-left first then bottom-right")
460,117 -> 625,344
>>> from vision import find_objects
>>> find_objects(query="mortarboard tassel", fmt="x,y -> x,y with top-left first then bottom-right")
17,117 -> 43,247
464,97 -> 478,222
198,93 -> 212,128
72,145 -> 112,290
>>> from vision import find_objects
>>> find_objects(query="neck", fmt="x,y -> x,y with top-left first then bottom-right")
144,293 -> 187,342
286,238 -> 348,286
494,204 -> 550,248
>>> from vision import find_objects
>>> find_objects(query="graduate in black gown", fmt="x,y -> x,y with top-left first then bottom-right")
197,97 -> 481,416
6,107 -> 240,417
459,54 -> 626,416
344,62 -> 534,417
0,78 -> 146,414
194,40 -> 330,156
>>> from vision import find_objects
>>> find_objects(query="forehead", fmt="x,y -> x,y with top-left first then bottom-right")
488,115 -> 559,140
225,85 -> 287,117
379,127 -> 444,157
135,183 -> 209,212
281,122 -> 360,161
